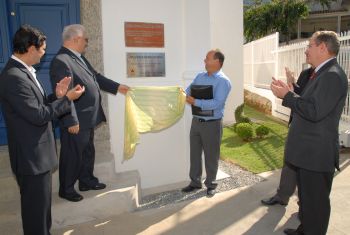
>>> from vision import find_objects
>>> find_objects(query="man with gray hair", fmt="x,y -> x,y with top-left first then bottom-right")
50,24 -> 129,202
271,31 -> 348,235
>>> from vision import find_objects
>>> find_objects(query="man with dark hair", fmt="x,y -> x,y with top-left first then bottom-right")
271,31 -> 348,235
182,49 -> 231,197
213,50 -> 225,67
50,24 -> 129,202
0,24 -> 84,235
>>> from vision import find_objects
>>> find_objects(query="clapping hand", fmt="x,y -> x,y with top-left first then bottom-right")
270,77 -> 291,99
56,76 -> 72,98
66,85 -> 85,101
285,67 -> 295,84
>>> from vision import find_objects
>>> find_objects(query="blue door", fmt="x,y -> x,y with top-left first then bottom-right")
0,0 -> 80,145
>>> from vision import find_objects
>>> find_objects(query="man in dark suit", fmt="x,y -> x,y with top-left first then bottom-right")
0,25 -> 84,235
262,67 -> 314,206
271,31 -> 348,235
50,24 -> 129,202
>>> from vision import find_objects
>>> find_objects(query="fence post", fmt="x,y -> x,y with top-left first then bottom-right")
274,32 -> 279,81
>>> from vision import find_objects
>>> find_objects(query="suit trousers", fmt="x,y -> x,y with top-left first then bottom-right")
296,166 -> 334,235
16,171 -> 52,235
275,162 -> 297,203
189,118 -> 223,189
59,128 -> 98,194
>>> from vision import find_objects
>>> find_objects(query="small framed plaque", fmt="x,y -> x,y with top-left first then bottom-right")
126,52 -> 165,78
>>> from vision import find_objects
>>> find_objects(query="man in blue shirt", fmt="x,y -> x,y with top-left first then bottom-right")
182,49 -> 231,197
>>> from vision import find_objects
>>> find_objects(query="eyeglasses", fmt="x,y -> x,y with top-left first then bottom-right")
307,43 -> 318,49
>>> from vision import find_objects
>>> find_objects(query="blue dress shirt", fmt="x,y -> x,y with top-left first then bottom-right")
185,70 -> 232,120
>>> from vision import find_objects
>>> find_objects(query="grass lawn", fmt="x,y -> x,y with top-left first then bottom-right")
220,105 -> 289,173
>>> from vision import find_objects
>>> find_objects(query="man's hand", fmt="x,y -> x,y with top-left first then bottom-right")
118,84 -> 129,95
66,85 -> 85,101
186,95 -> 195,105
68,124 -> 79,134
56,76 -> 72,98
285,67 -> 295,84
270,79 -> 291,99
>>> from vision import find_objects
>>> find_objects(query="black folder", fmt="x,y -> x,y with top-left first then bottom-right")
190,85 -> 214,116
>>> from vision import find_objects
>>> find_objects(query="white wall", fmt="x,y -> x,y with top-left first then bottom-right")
101,0 -> 243,189
209,0 -> 244,124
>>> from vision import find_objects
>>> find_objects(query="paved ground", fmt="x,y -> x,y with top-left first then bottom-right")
52,150 -> 350,235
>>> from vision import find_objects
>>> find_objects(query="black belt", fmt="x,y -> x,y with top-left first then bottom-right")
196,118 -> 222,122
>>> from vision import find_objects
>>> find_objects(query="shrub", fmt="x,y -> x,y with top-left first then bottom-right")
233,123 -> 239,133
234,103 -> 251,123
236,123 -> 253,141
235,103 -> 244,122
256,125 -> 270,138
240,116 -> 251,123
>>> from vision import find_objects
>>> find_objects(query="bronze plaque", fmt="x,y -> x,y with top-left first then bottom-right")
125,22 -> 164,48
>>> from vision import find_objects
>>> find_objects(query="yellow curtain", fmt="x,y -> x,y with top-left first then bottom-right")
124,86 -> 186,161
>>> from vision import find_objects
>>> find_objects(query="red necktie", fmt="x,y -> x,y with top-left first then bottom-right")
309,71 -> 316,80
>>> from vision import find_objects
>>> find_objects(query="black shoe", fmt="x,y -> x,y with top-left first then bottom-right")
284,225 -> 304,235
181,185 -> 202,193
59,191 -> 83,202
206,188 -> 216,197
261,196 -> 287,206
79,182 -> 106,191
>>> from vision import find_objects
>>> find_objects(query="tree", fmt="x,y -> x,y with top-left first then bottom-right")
306,0 -> 338,11
244,0 -> 309,43
271,0 -> 309,43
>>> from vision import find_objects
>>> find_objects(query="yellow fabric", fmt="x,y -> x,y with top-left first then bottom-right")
124,86 -> 186,161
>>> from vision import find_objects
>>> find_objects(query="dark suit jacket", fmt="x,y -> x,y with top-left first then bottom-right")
288,68 -> 313,124
0,59 -> 71,175
283,58 -> 348,172
49,47 -> 119,130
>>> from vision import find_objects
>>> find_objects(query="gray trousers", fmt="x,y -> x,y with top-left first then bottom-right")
189,117 -> 223,189
275,162 -> 297,203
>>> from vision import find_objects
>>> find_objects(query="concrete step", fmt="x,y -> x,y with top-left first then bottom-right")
52,170 -> 140,229
0,170 -> 141,234
0,140 -> 116,202
0,139 -> 142,233
0,156 -> 117,203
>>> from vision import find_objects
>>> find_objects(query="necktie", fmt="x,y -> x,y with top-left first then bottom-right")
309,70 -> 316,80
79,56 -> 88,68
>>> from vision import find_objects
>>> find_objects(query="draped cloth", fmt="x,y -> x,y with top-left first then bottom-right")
124,86 -> 186,161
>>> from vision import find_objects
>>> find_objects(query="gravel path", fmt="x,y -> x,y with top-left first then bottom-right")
138,160 -> 264,210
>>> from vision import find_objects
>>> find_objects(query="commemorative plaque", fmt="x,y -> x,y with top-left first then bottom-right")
125,22 -> 164,48
126,52 -> 165,77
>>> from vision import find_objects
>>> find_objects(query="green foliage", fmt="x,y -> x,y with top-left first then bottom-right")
233,123 -> 239,133
221,105 -> 289,173
240,117 -> 252,124
235,103 -> 251,124
256,125 -> 270,137
236,123 -> 254,141
306,0 -> 337,11
244,0 -> 309,43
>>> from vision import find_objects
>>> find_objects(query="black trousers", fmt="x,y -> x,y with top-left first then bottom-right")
296,167 -> 334,235
59,128 -> 98,194
275,162 -> 297,203
16,171 -> 52,235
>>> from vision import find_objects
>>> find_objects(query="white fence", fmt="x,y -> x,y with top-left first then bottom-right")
244,31 -> 350,122
244,33 -> 279,89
